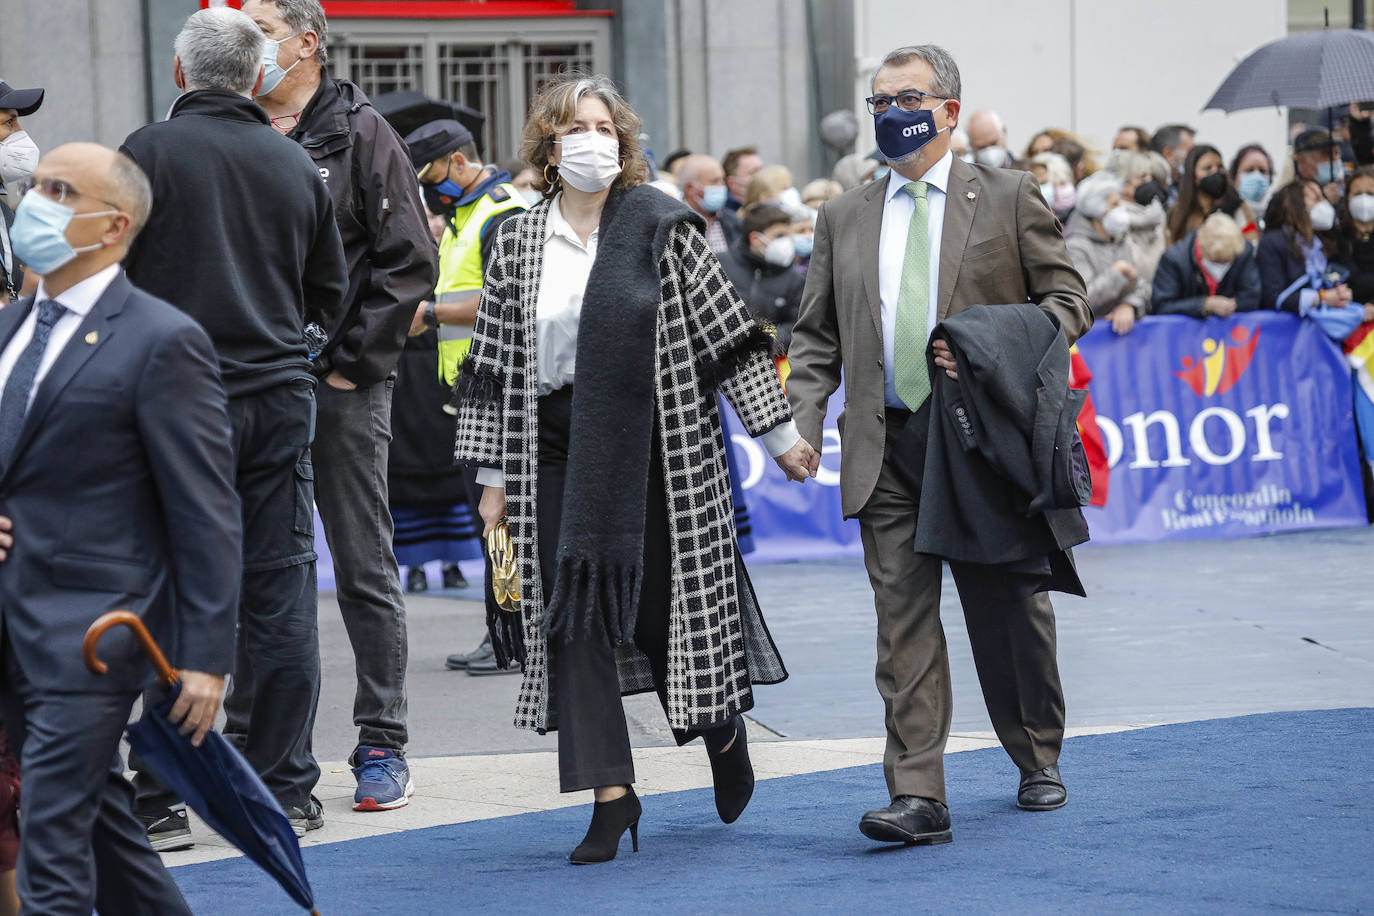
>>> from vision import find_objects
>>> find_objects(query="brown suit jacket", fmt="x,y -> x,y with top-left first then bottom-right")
787,156 -> 1091,518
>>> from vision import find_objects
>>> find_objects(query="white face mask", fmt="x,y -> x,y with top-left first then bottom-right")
1100,205 -> 1131,239
1310,199 -> 1337,232
975,145 -> 1008,168
1039,182 -> 1055,204
1350,193 -> 1374,223
521,189 -> 543,207
1201,258 -> 1232,282
556,131 -> 621,193
0,130 -> 40,186
761,234 -> 796,267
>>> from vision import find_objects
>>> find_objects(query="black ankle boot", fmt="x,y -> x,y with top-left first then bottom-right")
705,717 -> 754,824
569,788 -> 641,864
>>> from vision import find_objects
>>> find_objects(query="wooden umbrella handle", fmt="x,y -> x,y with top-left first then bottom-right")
82,611 -> 179,688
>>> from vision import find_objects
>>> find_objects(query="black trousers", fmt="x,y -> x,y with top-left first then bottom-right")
539,387 -> 729,793
137,379 -> 322,810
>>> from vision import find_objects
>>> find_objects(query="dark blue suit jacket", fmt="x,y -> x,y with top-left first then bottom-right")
0,271 -> 241,693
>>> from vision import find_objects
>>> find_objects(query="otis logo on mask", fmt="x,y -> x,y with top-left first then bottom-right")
902,123 -> 930,138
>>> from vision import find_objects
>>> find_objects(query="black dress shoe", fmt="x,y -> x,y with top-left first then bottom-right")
1017,763 -> 1067,811
441,561 -> 468,589
445,634 -> 493,670
405,566 -> 428,593
704,717 -> 754,824
859,796 -> 952,845
569,788 -> 641,864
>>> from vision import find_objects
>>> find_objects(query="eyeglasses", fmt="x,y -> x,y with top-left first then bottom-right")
865,87 -> 946,115
17,177 -> 120,209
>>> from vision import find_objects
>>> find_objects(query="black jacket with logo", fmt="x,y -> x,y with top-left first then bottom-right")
121,90 -> 347,397
289,75 -> 438,387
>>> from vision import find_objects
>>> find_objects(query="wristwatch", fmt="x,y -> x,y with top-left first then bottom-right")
423,301 -> 439,329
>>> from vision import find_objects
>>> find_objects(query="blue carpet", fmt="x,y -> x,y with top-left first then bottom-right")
176,709 -> 1373,914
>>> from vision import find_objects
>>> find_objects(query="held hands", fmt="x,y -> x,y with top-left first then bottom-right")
479,485 -> 508,537
775,439 -> 820,483
1109,303 -> 1136,335
168,671 -> 226,748
324,370 -> 357,391
0,515 -> 12,562
1204,295 -> 1238,317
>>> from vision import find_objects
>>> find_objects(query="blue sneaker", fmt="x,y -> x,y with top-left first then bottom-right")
351,746 -> 414,811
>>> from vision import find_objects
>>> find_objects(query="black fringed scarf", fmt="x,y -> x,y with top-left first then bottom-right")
543,186 -> 705,646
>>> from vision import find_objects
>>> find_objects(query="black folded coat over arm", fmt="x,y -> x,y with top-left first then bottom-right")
896,302 -> 1091,596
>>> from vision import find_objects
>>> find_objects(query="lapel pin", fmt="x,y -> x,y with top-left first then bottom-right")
966,191 -> 976,200
85,331 -> 99,345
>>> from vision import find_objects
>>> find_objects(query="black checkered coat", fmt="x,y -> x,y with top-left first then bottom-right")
455,196 -> 790,732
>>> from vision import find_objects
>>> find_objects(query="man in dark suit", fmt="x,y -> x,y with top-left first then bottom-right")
0,142 -> 240,913
781,43 -> 1092,845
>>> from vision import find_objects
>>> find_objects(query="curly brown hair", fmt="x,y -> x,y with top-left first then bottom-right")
520,72 -> 650,199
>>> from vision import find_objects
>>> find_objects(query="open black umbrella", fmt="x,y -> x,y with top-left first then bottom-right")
1204,29 -> 1374,113
369,90 -> 487,155
84,612 -> 318,915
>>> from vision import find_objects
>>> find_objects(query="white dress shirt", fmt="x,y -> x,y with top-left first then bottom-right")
0,262 -> 119,412
474,196 -> 800,489
878,149 -> 952,408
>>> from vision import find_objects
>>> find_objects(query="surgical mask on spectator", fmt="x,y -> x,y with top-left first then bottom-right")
1310,200 -> 1337,231
1038,182 -> 1055,203
792,234 -> 814,259
557,131 -> 621,193
522,189 -> 543,207
761,235 -> 796,267
257,33 -> 301,97
960,152 -> 975,164
1201,258 -> 1232,282
699,184 -> 728,213
778,187 -> 803,210
1317,160 -> 1345,186
1350,193 -> 1374,223
872,165 -> 890,182
1100,205 -> 1131,239
1197,171 -> 1229,199
1054,183 -> 1076,213
8,190 -> 115,275
1238,171 -> 1270,204
874,99 -> 949,163
0,131 -> 40,186
975,146 -> 1008,167
1134,180 -> 1167,207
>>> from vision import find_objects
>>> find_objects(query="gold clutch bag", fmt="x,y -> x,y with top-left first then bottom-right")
486,516 -> 522,612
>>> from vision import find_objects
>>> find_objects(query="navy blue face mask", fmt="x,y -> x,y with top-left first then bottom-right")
874,99 -> 949,163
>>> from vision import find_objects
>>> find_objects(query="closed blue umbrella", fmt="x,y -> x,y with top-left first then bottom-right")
84,612 -> 318,914
1204,29 -> 1374,113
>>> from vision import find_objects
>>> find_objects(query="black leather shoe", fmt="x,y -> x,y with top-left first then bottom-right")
859,796 -> 952,845
704,717 -> 754,824
1017,763 -> 1067,811
445,634 -> 493,670
405,566 -> 428,593
441,561 -> 468,589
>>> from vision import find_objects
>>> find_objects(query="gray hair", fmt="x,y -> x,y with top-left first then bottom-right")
257,0 -> 330,66
1075,171 -> 1122,219
174,8 -> 265,94
873,45 -> 962,101
1031,151 -> 1072,187
107,152 -> 153,241
1106,150 -> 1154,183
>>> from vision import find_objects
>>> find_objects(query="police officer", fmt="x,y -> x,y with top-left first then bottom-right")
403,119 -> 528,674
404,120 -> 527,386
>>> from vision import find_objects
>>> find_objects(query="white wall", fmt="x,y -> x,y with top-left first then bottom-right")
854,0 -> 1289,170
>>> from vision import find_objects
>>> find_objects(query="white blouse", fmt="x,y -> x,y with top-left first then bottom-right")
475,194 -> 800,490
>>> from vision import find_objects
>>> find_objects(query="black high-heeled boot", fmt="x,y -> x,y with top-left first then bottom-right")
569,788 -> 642,865
705,717 -> 754,824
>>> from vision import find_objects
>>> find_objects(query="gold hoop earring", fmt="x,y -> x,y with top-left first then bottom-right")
543,163 -> 559,186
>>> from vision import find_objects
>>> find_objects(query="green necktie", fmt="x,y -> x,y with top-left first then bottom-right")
894,180 -> 931,409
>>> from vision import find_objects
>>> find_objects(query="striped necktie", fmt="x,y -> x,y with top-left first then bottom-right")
0,299 -> 66,466
894,180 -> 931,409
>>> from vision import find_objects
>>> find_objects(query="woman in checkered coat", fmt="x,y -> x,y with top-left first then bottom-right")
455,74 -> 818,864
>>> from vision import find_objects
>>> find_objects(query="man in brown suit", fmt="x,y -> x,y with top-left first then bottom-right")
778,44 -> 1092,845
